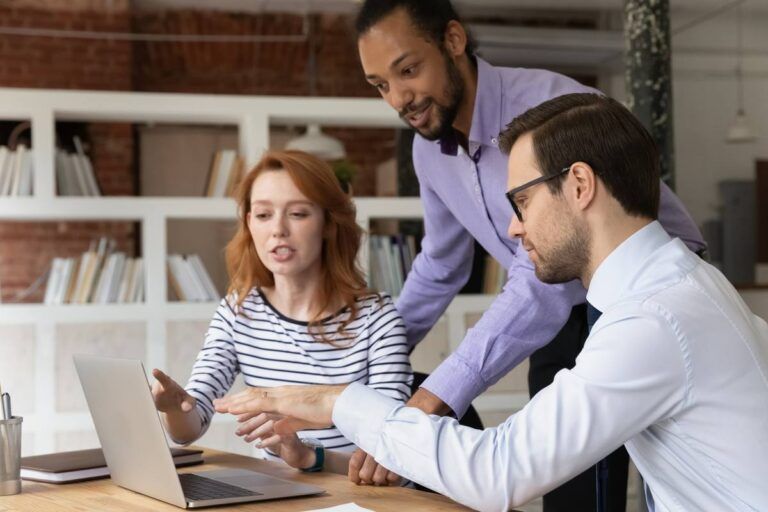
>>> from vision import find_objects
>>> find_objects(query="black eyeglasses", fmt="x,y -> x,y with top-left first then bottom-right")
505,166 -> 571,222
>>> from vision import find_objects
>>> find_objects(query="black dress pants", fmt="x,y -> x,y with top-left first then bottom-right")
527,303 -> 630,512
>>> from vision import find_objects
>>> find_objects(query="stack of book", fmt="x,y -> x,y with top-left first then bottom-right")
56,136 -> 100,196
368,234 -> 418,297
204,149 -> 243,197
167,254 -> 220,302
21,447 -> 203,484
43,237 -> 144,304
0,144 -> 33,196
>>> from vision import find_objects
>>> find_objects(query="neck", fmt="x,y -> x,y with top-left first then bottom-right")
581,215 -> 653,288
452,56 -> 478,141
263,265 -> 327,322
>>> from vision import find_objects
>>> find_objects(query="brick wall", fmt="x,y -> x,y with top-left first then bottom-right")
0,2 -> 135,302
0,3 -> 396,301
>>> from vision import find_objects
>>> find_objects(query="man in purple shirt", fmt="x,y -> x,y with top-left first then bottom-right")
352,1 -> 706,508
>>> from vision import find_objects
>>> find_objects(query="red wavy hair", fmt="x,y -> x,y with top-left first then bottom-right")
225,150 -> 369,342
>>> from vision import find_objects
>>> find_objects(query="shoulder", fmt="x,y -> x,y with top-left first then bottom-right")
584,298 -> 688,381
222,287 -> 261,316
354,292 -> 395,315
497,66 -> 599,117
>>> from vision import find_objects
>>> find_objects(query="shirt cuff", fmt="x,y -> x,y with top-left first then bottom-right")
422,354 -> 485,419
332,382 -> 400,455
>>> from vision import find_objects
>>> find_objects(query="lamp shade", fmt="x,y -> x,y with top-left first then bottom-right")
285,124 -> 346,160
726,110 -> 757,144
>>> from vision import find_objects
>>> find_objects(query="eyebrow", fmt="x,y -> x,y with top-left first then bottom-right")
250,200 -> 315,208
364,51 -> 414,81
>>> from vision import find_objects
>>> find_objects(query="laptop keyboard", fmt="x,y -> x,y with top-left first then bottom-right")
179,473 -> 262,501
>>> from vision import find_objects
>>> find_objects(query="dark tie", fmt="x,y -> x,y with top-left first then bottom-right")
587,302 -> 608,512
586,302 -> 602,332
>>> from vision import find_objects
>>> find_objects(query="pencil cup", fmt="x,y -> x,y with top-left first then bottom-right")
0,416 -> 22,496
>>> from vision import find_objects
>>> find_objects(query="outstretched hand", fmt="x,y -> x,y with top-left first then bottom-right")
151,368 -> 196,414
213,384 -> 347,435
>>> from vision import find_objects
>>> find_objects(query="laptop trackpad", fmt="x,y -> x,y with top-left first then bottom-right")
195,469 -> 296,492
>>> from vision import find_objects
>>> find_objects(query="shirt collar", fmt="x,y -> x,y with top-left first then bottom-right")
438,57 -> 501,156
586,220 -> 672,313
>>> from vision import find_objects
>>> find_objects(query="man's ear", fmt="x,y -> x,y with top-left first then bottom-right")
443,20 -> 467,58
569,162 -> 598,212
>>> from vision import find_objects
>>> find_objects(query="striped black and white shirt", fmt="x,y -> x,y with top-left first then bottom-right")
185,288 -> 413,453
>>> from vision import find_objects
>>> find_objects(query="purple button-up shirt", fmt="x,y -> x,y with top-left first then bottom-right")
396,58 -> 706,417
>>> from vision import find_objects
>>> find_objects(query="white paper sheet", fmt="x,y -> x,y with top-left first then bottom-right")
304,503 -> 375,512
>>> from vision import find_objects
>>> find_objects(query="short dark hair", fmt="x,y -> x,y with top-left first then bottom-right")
355,0 -> 477,57
499,93 -> 660,219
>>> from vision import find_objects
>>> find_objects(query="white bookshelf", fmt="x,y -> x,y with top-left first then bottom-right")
0,87 -> 524,455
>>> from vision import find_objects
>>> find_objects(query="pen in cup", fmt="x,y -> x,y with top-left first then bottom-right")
1,393 -> 11,420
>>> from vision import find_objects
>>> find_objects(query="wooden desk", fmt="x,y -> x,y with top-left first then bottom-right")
0,449 -> 471,511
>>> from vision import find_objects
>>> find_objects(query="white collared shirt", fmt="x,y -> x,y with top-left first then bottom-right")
333,221 -> 768,512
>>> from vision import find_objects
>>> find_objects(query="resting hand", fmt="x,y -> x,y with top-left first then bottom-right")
151,368 -> 196,414
213,384 -> 346,434
234,412 -> 315,469
348,448 -> 402,486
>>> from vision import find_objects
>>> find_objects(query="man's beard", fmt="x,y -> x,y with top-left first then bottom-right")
534,219 -> 591,285
401,53 -> 465,141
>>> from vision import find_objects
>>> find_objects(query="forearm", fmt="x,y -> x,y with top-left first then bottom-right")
407,387 -> 452,416
422,265 -> 586,417
161,407 -> 204,445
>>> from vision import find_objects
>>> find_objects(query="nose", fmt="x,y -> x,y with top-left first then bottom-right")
507,214 -> 524,240
271,214 -> 288,238
388,82 -> 414,114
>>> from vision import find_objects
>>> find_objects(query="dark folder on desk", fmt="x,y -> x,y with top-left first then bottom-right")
21,447 -> 204,484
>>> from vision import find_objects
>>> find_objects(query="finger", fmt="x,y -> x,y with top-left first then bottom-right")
386,471 -> 402,485
152,368 -> 175,389
180,394 -> 196,413
348,449 -> 366,484
243,420 -> 275,443
257,434 -> 282,449
372,463 -> 390,486
235,414 -> 268,436
151,369 -> 168,391
227,395 -> 279,416
236,412 -> 263,423
358,453 -> 378,485
274,417 -> 312,436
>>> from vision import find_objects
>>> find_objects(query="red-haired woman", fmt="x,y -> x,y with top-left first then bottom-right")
151,150 -> 412,472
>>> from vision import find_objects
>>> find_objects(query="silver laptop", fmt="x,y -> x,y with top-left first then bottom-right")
73,354 -> 324,508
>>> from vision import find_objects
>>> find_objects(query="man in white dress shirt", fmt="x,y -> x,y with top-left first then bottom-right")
215,93 -> 768,512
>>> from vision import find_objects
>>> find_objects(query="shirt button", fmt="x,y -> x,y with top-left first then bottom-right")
491,137 -> 498,145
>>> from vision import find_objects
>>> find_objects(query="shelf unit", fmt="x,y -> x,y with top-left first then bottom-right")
0,87 -> 520,455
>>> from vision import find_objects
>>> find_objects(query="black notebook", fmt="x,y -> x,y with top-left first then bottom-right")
21,447 -> 204,484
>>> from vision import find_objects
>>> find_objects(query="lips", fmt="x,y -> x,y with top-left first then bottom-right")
271,245 -> 294,255
405,101 -> 431,128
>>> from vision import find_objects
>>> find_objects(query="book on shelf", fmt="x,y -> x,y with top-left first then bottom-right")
0,144 -> 33,197
44,237 -> 145,305
20,447 -> 203,484
167,253 -> 220,302
204,149 -> 243,197
55,137 -> 101,197
368,234 -> 418,297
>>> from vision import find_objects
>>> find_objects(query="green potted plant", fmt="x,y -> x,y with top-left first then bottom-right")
332,159 -> 356,195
